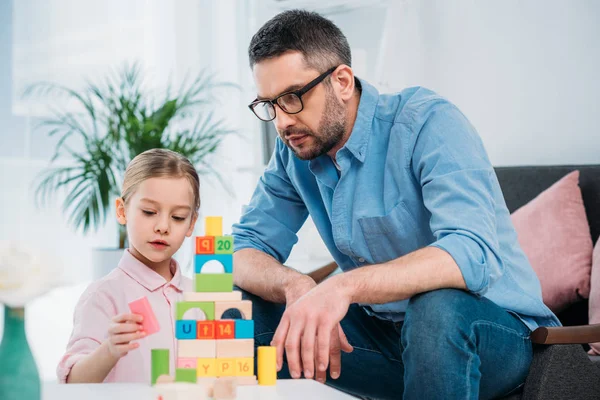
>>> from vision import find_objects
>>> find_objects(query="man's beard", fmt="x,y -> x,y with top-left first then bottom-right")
283,90 -> 346,161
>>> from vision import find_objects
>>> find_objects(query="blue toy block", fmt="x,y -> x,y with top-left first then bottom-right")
235,319 -> 254,339
176,320 -> 197,339
194,254 -> 233,274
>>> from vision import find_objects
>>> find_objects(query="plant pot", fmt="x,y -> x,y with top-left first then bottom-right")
92,248 -> 125,280
0,305 -> 41,400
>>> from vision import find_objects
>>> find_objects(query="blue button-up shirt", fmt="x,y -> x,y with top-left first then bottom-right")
233,79 -> 560,330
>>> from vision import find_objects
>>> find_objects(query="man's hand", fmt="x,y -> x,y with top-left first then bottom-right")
273,277 -> 353,382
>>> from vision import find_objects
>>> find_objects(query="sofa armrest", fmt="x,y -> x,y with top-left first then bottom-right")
530,323 -> 600,344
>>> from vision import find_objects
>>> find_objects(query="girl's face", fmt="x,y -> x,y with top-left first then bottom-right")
116,177 -> 197,269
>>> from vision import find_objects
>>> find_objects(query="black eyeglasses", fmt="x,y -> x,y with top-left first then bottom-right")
248,66 -> 338,122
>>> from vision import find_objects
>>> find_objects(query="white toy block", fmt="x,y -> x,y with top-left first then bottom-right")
183,291 -> 242,302
178,340 -> 216,358
214,300 -> 252,320
216,339 -> 254,358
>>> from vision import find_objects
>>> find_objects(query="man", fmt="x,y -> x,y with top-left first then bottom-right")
231,9 -> 559,400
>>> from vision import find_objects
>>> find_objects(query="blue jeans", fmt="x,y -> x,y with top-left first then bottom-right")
237,288 -> 533,399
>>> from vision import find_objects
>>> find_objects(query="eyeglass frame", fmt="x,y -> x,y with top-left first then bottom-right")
248,65 -> 339,121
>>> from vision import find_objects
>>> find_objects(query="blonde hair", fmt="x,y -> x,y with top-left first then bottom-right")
121,149 -> 200,215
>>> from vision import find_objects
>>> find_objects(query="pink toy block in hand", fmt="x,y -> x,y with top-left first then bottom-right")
128,296 -> 160,336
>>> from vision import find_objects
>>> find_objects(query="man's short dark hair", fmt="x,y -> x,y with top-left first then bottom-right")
248,10 -> 351,72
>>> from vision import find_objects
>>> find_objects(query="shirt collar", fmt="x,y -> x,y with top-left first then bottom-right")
118,249 -> 184,292
340,78 -> 379,163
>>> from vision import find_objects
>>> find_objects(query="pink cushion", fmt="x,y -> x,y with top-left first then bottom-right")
589,239 -> 600,354
511,171 -> 593,313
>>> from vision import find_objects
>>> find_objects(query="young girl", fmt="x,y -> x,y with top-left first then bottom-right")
57,148 -> 200,383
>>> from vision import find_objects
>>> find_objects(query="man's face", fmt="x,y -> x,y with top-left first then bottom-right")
253,52 -> 346,160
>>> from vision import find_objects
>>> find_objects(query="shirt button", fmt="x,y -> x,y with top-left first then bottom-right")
358,257 -> 365,263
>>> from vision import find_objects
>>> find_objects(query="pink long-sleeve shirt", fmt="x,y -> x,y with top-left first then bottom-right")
57,250 -> 192,383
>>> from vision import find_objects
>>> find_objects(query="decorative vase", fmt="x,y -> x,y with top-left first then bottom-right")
0,305 -> 41,400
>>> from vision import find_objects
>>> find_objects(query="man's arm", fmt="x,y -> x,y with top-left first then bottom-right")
233,248 -> 316,304
327,246 -> 466,305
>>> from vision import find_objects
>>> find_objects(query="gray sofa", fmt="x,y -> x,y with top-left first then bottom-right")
495,165 -> 600,400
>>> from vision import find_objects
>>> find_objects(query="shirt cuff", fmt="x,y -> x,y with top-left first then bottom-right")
429,233 -> 489,295
56,352 -> 90,383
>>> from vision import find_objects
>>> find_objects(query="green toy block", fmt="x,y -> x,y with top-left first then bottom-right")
175,301 -> 215,320
214,236 -> 234,254
195,273 -> 233,293
151,349 -> 170,385
175,368 -> 197,383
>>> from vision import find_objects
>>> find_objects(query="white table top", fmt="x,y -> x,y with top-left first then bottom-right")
43,380 -> 356,399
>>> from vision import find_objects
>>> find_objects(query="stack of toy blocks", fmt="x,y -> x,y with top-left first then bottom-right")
174,216 -> 256,385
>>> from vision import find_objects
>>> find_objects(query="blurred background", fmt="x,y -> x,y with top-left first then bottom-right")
0,0 -> 598,382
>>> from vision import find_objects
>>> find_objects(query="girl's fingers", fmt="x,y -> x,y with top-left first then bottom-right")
111,330 -> 146,345
108,322 -> 143,335
112,313 -> 144,324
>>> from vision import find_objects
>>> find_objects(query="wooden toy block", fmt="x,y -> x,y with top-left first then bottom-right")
214,300 -> 253,320
194,254 -> 233,274
183,291 -> 242,302
175,368 -> 197,383
176,320 -> 197,340
195,236 -> 215,254
257,346 -> 277,386
128,296 -> 160,336
196,358 -> 216,377
176,301 -> 215,321
153,382 -> 207,400
214,236 -> 234,254
205,216 -> 223,236
178,339 -> 216,358
195,273 -> 233,293
155,374 -> 174,384
216,358 -> 236,377
213,377 -> 237,400
234,319 -> 254,339
151,349 -> 170,385
216,339 -> 254,358
177,358 -> 196,369
235,376 -> 258,386
215,320 -> 235,339
197,321 -> 215,339
234,358 -> 254,377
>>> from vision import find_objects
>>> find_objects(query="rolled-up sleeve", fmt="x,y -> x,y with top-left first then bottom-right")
410,102 -> 504,296
232,139 -> 309,263
56,286 -> 116,383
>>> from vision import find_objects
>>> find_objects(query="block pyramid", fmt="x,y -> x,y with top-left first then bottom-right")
151,216 -> 276,387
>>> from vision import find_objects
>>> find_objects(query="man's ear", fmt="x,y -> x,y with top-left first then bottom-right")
186,213 -> 199,237
332,64 -> 355,102
116,197 -> 127,225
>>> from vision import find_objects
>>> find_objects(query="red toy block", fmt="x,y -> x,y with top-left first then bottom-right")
197,320 -> 216,339
215,320 -> 235,339
196,236 -> 215,254
128,296 -> 159,336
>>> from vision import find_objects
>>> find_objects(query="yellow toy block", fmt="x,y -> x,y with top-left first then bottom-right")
216,358 -> 236,377
196,358 -> 216,377
216,339 -> 254,358
258,346 -> 277,386
178,339 -> 216,358
205,216 -> 223,236
235,358 -> 254,377
183,291 -> 242,302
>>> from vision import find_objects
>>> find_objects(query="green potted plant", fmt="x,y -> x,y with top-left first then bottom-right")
25,63 -> 234,278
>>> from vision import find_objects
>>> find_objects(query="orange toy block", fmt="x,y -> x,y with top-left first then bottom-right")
234,358 -> 254,377
214,300 -> 253,320
197,321 -> 215,339
195,236 -> 215,254
215,321 -> 235,339
197,358 -> 216,377
183,291 -> 242,302
177,339 -> 216,358
216,358 -> 236,377
216,339 -> 254,358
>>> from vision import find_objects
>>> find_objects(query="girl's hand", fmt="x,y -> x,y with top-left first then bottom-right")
106,313 -> 145,359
